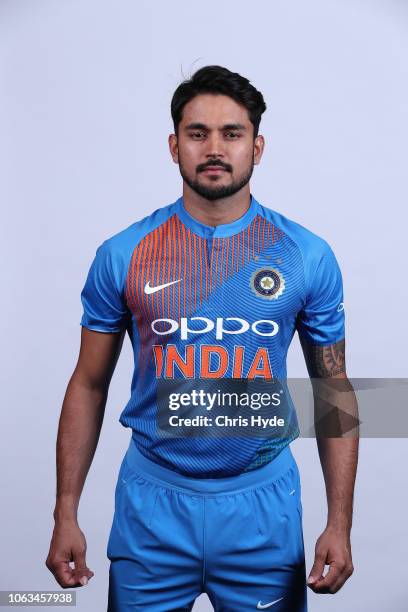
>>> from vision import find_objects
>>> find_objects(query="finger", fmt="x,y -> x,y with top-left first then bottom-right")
311,562 -> 344,593
72,569 -> 95,586
52,561 -> 78,588
72,549 -> 94,585
330,564 -> 354,594
307,553 -> 326,586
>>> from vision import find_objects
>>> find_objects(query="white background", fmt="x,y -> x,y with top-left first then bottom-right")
1,0 -> 407,610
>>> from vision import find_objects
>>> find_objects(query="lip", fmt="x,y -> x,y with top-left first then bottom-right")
202,167 -> 227,173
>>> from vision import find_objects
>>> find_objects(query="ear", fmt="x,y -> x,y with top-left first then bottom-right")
168,133 -> 179,164
253,135 -> 265,165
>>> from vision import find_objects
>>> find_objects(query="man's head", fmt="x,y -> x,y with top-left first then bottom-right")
169,66 -> 266,201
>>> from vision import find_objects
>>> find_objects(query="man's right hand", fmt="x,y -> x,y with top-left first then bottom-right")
46,329 -> 125,588
45,520 -> 95,588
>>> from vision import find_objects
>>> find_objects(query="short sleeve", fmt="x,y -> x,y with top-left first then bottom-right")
296,243 -> 345,346
80,240 -> 130,333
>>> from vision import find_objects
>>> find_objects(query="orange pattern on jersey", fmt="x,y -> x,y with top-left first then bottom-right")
125,213 -> 283,378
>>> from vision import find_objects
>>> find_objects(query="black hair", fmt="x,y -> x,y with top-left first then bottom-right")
171,65 -> 266,138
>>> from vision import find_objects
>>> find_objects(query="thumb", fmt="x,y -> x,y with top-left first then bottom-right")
72,548 -> 94,585
307,553 -> 326,585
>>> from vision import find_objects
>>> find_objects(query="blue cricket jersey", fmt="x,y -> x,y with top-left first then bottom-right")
80,194 -> 345,477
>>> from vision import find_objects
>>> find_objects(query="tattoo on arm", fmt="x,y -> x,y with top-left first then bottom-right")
302,338 -> 346,377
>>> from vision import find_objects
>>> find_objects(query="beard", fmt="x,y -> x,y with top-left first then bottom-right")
178,155 -> 255,202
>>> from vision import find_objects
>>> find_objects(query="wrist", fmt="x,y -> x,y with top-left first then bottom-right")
53,495 -> 79,523
326,520 -> 352,536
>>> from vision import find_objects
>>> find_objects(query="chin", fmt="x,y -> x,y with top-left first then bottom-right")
201,176 -> 232,185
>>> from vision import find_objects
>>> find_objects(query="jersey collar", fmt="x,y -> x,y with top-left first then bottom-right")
174,193 -> 260,238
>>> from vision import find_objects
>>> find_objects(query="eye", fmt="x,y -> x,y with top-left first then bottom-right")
225,132 -> 241,139
190,132 -> 206,140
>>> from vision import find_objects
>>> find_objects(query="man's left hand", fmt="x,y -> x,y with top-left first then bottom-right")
307,526 -> 354,594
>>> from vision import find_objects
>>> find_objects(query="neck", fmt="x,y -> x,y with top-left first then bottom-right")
182,184 -> 251,227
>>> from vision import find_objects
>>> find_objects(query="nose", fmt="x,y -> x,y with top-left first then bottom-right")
205,132 -> 224,158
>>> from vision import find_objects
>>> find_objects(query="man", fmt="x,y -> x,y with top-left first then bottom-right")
46,65 -> 358,611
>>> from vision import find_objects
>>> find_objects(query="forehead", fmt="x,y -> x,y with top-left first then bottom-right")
180,94 -> 251,127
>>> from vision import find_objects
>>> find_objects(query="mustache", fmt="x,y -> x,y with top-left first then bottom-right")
196,160 -> 232,173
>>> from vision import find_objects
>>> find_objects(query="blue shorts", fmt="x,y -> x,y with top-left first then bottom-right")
107,439 -> 307,611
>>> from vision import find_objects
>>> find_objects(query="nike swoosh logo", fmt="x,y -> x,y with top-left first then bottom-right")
144,279 -> 181,294
256,598 -> 284,609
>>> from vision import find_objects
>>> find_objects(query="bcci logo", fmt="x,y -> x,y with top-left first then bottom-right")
250,268 -> 285,300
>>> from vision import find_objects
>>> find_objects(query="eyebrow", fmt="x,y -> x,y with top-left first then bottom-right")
184,122 -> 247,131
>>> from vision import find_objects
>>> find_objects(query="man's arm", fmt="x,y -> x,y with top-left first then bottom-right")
300,337 -> 359,594
46,327 -> 126,589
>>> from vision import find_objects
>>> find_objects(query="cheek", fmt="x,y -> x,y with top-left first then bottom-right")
180,144 -> 201,168
231,145 -> 254,169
